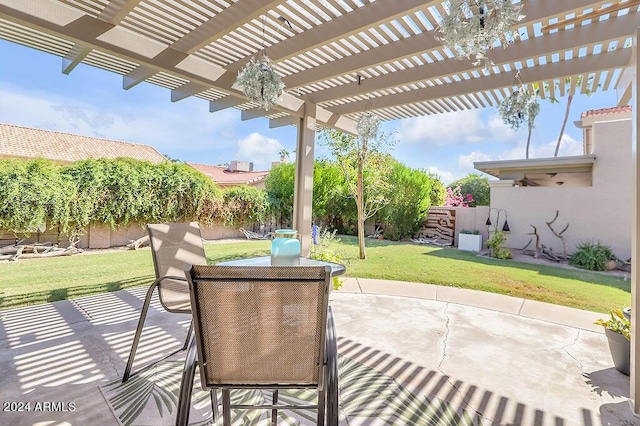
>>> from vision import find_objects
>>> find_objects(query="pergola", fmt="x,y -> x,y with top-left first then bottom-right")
0,0 -> 639,413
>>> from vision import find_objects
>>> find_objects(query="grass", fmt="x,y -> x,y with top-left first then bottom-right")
0,236 -> 630,313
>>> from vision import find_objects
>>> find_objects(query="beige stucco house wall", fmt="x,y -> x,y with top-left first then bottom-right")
477,107 -> 632,260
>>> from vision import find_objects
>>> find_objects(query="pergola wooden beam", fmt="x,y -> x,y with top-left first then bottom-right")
286,0 -> 613,91
330,48 -> 631,115
309,11 -> 639,104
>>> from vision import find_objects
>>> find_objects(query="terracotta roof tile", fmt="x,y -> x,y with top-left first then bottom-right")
0,123 -> 166,164
188,163 -> 269,186
581,105 -> 632,118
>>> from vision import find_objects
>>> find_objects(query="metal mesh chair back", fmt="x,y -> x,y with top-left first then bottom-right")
187,265 -> 331,387
147,222 -> 206,313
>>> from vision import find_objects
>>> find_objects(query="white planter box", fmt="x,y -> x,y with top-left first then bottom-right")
458,233 -> 482,252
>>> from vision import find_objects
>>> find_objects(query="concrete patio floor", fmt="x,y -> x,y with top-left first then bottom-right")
0,277 -> 637,425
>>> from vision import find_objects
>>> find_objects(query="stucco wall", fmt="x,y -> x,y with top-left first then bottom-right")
489,118 -> 632,259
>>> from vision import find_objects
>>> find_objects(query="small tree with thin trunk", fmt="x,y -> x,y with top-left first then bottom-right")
320,129 -> 395,259
499,75 -> 540,159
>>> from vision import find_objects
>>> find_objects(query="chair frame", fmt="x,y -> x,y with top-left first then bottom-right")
176,265 -> 338,426
122,222 -> 205,383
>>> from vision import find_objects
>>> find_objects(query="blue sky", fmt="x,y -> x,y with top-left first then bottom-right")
0,40 -> 621,184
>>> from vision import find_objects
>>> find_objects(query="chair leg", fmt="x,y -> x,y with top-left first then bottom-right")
271,390 -> 278,425
326,307 -> 339,426
210,390 -> 219,421
222,390 -> 232,426
175,335 -> 197,426
317,386 -> 326,426
122,280 -> 160,382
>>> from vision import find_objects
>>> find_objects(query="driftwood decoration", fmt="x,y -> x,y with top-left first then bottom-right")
523,225 -> 564,262
127,235 -> 150,250
545,210 -> 569,259
0,242 -> 82,261
526,225 -> 541,259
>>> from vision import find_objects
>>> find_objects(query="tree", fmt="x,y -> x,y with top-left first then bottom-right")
380,161 -> 434,240
427,173 -> 446,206
537,76 -> 596,157
499,77 -> 540,159
278,148 -> 290,162
320,129 -> 395,259
447,174 -> 490,206
264,162 -> 295,224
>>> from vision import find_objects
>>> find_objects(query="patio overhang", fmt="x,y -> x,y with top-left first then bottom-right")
475,155 -> 597,187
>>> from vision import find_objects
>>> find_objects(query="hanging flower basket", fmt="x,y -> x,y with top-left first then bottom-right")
233,52 -> 285,111
356,110 -> 381,139
436,0 -> 524,67
498,85 -> 540,130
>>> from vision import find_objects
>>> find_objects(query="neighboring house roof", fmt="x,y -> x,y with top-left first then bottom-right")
581,105 -> 632,118
188,162 -> 269,186
0,123 -> 166,164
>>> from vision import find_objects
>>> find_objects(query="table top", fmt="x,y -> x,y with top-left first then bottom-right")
217,256 -> 346,276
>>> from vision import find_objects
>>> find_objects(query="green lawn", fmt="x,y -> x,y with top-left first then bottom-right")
0,236 -> 630,313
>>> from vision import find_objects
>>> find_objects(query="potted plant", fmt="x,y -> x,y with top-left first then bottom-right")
458,230 -> 482,252
595,309 -> 630,375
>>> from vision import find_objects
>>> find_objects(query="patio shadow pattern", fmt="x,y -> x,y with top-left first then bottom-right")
0,281 -> 636,425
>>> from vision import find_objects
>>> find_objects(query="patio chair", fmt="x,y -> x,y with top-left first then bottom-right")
176,265 -> 338,426
122,222 -> 207,382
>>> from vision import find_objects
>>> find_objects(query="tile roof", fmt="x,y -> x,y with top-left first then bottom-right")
188,163 -> 269,186
581,105 -> 632,117
0,123 -> 166,164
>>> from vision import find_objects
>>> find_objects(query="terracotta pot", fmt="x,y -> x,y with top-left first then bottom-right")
604,328 -> 630,375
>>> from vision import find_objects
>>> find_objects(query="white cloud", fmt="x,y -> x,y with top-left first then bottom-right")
396,109 -> 518,147
458,151 -> 494,174
424,166 -> 456,185
235,132 -> 284,170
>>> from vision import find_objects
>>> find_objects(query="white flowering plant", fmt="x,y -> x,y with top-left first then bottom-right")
436,0 -> 524,68
233,53 -> 285,111
498,85 -> 540,130
356,111 -> 381,140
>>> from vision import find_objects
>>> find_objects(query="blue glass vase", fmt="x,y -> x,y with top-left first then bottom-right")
271,229 -> 301,266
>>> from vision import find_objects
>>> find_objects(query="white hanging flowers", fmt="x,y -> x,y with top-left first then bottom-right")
499,84 -> 539,130
436,0 -> 524,68
233,51 -> 285,111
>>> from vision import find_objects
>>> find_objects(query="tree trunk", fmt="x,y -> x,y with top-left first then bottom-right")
525,125 -> 533,159
554,94 -> 572,157
357,162 -> 366,259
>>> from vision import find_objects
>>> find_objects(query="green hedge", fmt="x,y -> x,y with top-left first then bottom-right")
0,157 -> 270,240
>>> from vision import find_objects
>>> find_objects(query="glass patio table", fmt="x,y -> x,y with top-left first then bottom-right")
216,256 -> 346,276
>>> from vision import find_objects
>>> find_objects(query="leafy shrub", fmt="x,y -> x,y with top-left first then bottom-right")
217,185 -> 267,226
460,229 -> 480,235
380,161 -> 435,240
486,231 -> 511,259
447,174 -> 491,206
570,241 -> 617,271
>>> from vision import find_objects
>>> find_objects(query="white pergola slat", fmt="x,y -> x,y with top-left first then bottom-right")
0,0 -> 639,414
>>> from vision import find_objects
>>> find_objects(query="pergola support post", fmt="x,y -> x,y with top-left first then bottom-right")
293,102 -> 316,257
632,27 -> 640,416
